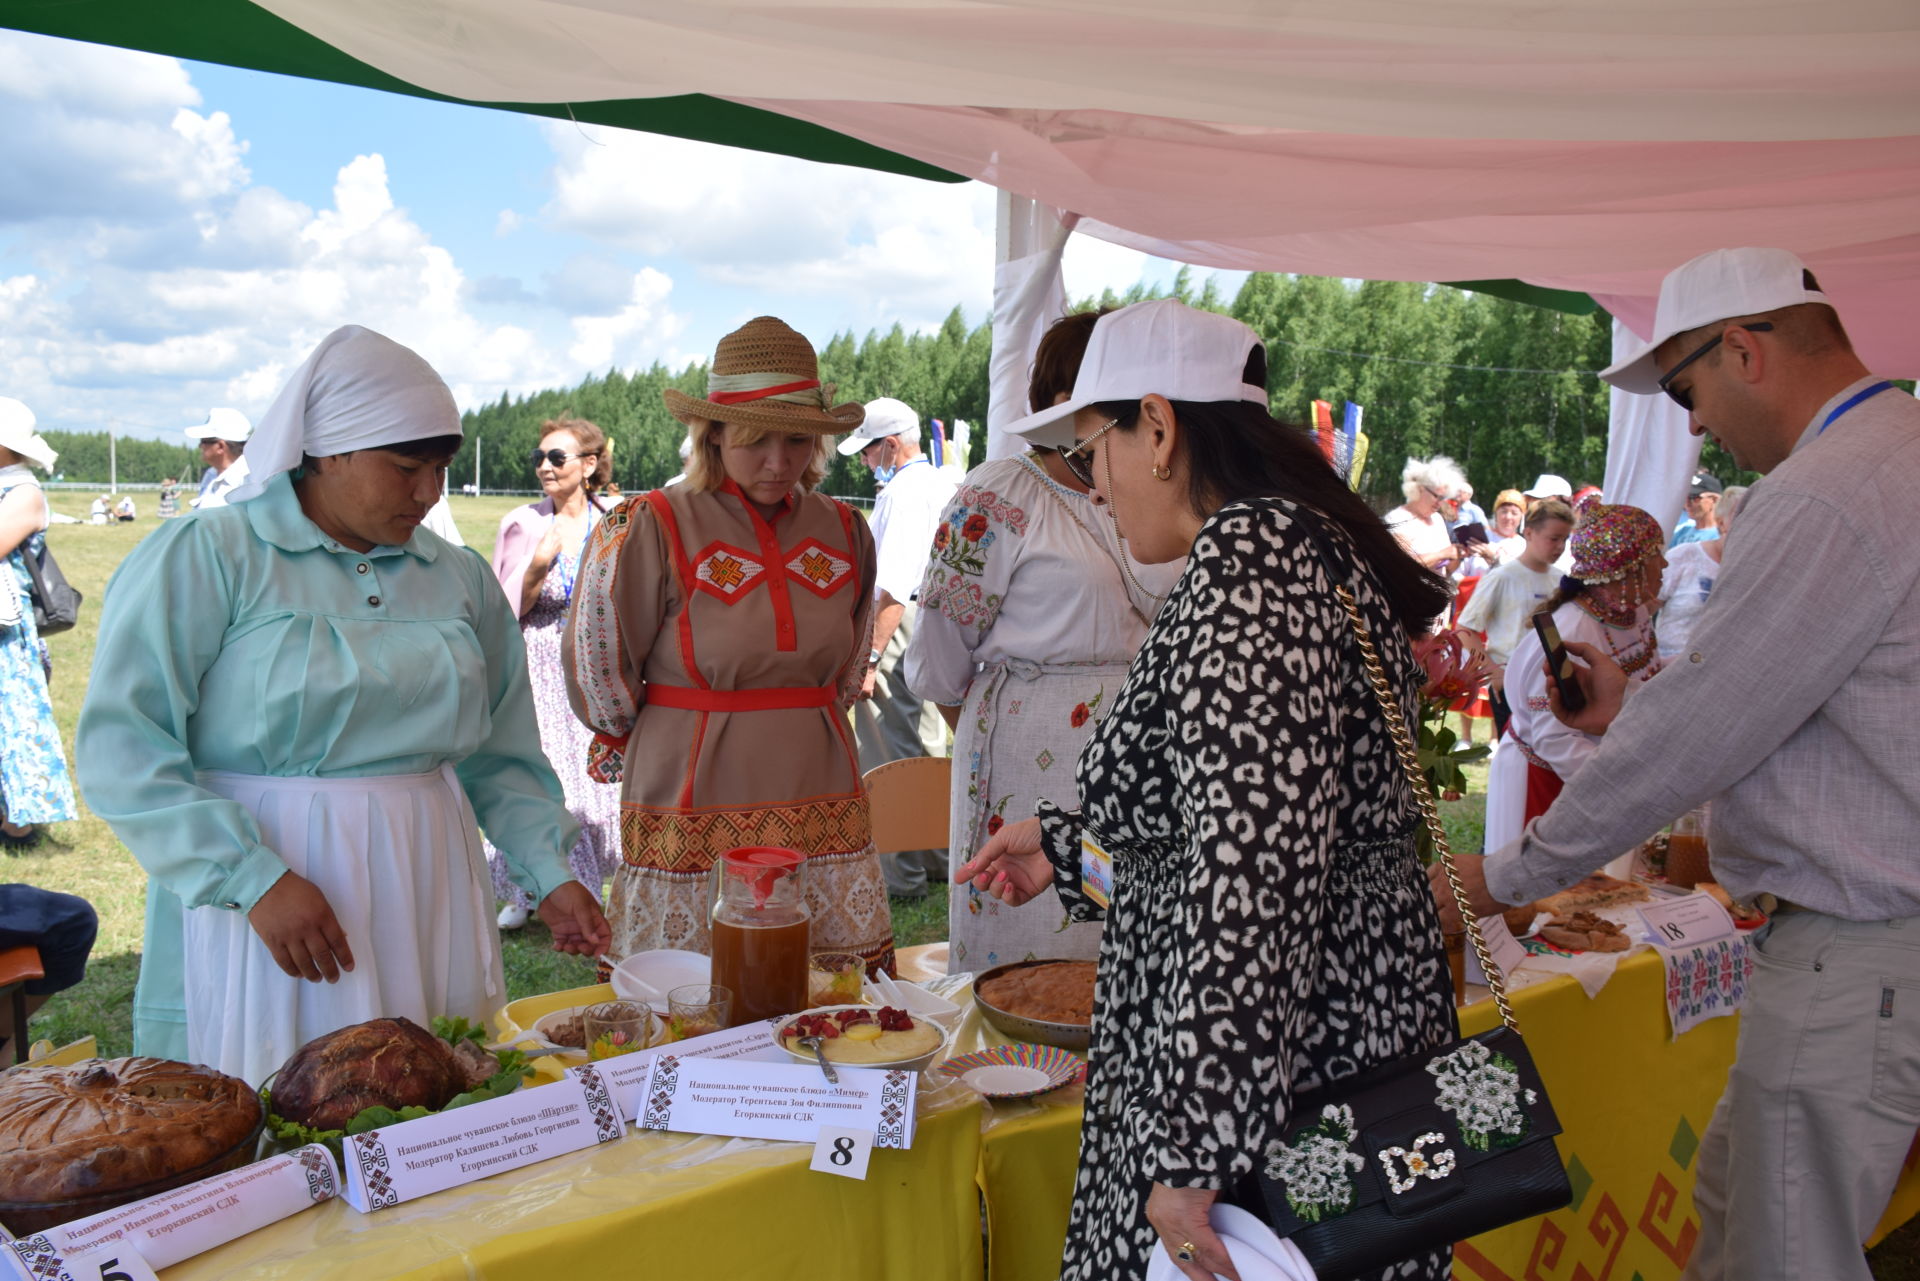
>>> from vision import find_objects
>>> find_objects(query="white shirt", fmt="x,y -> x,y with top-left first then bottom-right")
869,457 -> 959,605
1456,559 -> 1560,668
422,495 -> 464,547
194,456 -> 251,510
1654,539 -> 1720,661
904,455 -> 1182,705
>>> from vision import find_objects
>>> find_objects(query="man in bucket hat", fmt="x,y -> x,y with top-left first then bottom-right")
1437,248 -> 1920,1281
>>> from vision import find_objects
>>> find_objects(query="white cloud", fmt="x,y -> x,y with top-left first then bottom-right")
0,37 -> 692,437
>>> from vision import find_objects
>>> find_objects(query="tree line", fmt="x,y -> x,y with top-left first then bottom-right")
42,272 -> 1757,499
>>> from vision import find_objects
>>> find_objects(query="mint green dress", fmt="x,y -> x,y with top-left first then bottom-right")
77,473 -> 579,1082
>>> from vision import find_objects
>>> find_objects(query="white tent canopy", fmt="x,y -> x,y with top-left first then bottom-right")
253,0 -> 1920,372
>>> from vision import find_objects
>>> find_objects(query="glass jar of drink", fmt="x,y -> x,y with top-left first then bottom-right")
709,846 -> 811,1027
1666,806 -> 1711,888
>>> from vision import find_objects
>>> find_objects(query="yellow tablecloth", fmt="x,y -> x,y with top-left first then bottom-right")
970,948 -> 1920,1281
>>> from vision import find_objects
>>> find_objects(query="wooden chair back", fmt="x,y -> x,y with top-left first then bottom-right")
863,757 -> 952,855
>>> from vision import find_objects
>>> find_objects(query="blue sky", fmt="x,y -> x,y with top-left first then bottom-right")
0,31 -> 1230,441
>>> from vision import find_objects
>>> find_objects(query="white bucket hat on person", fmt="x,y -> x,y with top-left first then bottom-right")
1004,299 -> 1268,450
0,398 -> 58,471
185,407 -> 254,444
1522,473 -> 1573,499
836,397 -> 919,456
1601,248 -> 1831,395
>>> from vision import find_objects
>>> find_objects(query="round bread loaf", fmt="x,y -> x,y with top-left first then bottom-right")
0,1057 -> 261,1204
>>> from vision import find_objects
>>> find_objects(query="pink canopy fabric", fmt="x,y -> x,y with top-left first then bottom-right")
251,0 -> 1920,370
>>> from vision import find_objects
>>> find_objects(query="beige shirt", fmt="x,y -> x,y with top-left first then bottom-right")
1489,378 -> 1920,920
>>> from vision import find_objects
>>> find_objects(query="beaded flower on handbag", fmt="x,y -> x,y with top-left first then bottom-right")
1235,516 -> 1571,1281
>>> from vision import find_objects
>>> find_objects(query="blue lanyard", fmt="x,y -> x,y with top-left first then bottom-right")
1817,380 -> 1896,435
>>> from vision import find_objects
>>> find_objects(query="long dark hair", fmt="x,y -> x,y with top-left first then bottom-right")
1098,393 -> 1451,631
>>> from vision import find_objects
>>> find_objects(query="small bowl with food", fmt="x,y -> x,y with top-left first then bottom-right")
530,1003 -> 663,1059
971,959 -> 1096,1052
778,1005 -> 947,1073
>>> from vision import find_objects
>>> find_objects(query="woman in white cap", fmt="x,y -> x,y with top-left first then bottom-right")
957,299 -> 1456,1281
0,398 -> 77,848
75,325 -> 609,1085
564,316 -> 895,975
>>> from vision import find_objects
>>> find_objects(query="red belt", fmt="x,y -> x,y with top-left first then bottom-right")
645,684 -> 836,712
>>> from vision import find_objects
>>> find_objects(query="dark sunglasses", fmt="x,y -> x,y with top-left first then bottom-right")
1657,321 -> 1772,411
1058,418 -> 1119,488
529,448 -> 593,468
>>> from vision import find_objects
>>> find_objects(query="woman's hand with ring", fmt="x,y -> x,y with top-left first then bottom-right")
1146,1183 -> 1240,1281
951,816 -> 1053,906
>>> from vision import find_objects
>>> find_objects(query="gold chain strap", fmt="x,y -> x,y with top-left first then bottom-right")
1330,584 -> 1519,1033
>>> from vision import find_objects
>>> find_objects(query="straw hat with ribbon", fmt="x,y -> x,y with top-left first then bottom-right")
663,317 -> 864,434
0,398 -> 59,471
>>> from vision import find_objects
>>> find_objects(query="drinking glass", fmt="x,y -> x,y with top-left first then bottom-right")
667,984 -> 732,1041
808,951 -> 865,1007
583,1001 -> 650,1060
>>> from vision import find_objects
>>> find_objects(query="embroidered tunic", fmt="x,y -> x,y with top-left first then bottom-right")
1037,499 -> 1453,1281
563,481 -> 894,972
904,455 -> 1179,970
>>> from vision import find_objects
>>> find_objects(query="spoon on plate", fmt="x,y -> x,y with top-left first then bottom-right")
795,1035 -> 839,1084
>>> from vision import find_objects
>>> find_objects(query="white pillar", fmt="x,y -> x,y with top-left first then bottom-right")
1600,318 -> 1699,536
986,193 -> 1078,461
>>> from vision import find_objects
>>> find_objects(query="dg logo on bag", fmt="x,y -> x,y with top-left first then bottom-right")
1376,1132 -> 1457,1195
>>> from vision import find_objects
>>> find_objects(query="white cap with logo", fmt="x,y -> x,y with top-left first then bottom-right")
837,397 -> 919,455
1601,248 -> 1830,394
1005,299 -> 1269,450
186,407 -> 254,443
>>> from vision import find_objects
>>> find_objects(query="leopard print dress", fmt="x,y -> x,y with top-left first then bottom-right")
1037,498 -> 1456,1281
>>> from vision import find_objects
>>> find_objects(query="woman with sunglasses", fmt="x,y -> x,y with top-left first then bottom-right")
903,310 -> 1182,973
956,300 -> 1456,1281
486,418 -> 621,931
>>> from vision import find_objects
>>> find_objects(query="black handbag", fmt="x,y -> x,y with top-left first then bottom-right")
1236,521 -> 1571,1280
21,540 -> 81,635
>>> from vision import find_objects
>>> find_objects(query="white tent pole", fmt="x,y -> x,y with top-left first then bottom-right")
1600,317 -> 1699,537
986,194 -> 1076,462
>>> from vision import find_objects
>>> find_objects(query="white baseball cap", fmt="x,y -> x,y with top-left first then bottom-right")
186,407 -> 253,443
836,397 -> 918,455
1601,248 -> 1830,394
1005,299 -> 1268,449
1523,474 -> 1573,499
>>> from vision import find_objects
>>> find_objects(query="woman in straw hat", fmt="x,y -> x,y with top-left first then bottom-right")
0,397 -> 77,848
1482,501 -> 1665,864
564,316 -> 895,973
76,326 -> 609,1084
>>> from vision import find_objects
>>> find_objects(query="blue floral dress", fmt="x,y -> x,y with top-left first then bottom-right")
0,470 -> 77,825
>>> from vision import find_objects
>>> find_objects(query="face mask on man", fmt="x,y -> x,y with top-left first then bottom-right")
871,436 -> 899,484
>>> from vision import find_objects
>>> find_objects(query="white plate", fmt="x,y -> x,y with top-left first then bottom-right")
962,1065 -> 1052,1096
610,949 -> 712,1014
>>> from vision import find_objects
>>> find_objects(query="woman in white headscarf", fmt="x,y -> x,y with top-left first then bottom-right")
76,325 -> 609,1084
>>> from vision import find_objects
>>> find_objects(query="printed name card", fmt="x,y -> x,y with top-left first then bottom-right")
7,1145 -> 340,1278
1637,891 -> 1735,951
638,1055 -> 917,1150
342,1067 -> 623,1212
570,1019 -> 788,1119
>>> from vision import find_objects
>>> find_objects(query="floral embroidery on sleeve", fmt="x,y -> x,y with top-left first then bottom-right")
919,485 -> 1029,631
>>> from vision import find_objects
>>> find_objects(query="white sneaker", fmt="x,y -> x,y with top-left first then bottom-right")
497,903 -> 530,931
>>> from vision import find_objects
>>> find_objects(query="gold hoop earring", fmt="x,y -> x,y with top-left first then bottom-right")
1151,464 -> 1172,481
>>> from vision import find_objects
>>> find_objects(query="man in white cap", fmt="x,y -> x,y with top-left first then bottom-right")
838,397 -> 957,896
1521,473 -> 1573,503
186,408 -> 252,509
1437,249 -> 1920,1281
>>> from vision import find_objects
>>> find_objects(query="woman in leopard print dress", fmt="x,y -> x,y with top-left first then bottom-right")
960,301 -> 1457,1281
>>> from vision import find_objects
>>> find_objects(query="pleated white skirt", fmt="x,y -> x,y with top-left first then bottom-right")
183,766 -> 504,1086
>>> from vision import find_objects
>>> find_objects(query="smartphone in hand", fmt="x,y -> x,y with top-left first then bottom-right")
1531,612 -> 1587,715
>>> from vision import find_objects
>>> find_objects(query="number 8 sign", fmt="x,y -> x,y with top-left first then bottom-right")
810,1126 -> 875,1181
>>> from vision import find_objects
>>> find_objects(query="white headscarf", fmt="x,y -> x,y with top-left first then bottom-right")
231,325 -> 461,503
